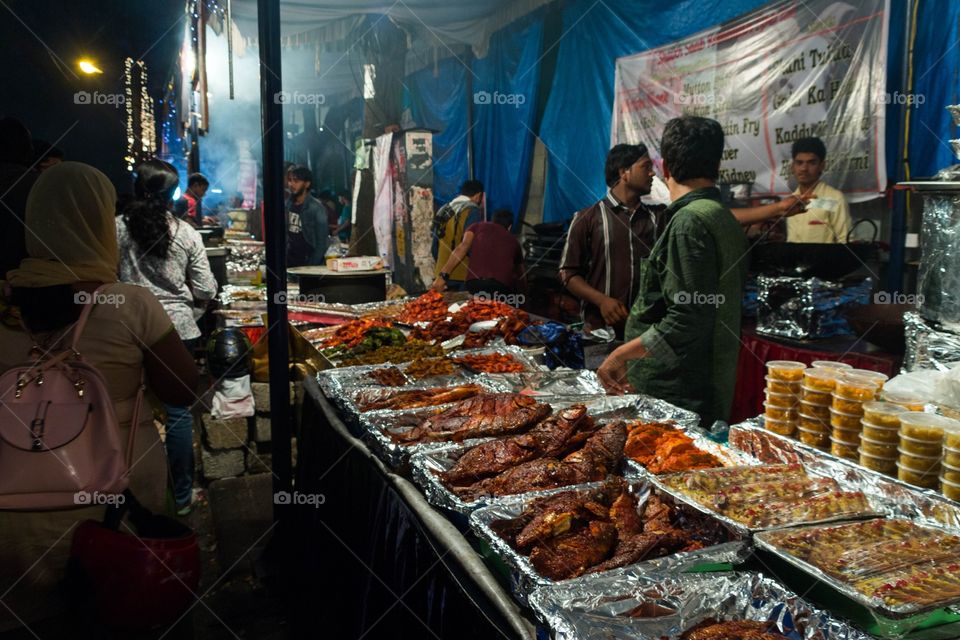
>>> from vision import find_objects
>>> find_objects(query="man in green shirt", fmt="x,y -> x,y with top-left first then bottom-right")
597,116 -> 748,426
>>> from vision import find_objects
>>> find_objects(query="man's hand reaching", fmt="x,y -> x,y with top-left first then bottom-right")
599,296 -> 629,326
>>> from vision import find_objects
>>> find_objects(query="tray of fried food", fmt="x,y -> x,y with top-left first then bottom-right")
527,570 -> 874,640
622,421 -> 757,476
470,478 -> 744,600
653,463 -> 882,534
395,290 -> 450,325
411,405 -> 626,513
347,381 -> 506,415
756,518 -> 960,618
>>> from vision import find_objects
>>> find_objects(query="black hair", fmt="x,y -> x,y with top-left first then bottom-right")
122,159 -> 178,260
604,143 -> 649,187
460,180 -> 484,197
492,209 -> 514,229
660,116 -> 724,183
791,137 -> 827,162
289,165 -> 313,183
33,140 -> 64,162
187,172 -> 209,188
12,285 -> 82,333
0,117 -> 33,165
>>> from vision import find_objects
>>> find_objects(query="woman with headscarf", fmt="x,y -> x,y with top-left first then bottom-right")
117,159 -> 217,516
0,162 -> 199,630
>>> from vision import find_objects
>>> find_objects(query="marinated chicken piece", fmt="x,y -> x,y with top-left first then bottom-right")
680,619 -> 786,640
389,394 -> 550,443
608,489 -> 645,536
440,405 -> 591,485
624,421 -> 722,473
529,520 -> 617,580
355,384 -> 486,412
591,531 -> 687,573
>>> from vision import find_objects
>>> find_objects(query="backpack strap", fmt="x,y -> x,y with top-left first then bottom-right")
71,284 -> 111,351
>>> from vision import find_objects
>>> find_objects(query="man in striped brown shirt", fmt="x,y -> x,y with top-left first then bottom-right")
558,143 -> 668,338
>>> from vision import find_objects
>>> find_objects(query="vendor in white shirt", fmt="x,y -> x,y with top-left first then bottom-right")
786,137 -> 852,244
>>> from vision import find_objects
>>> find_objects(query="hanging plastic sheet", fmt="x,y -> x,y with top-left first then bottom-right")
917,192 -> 960,331
903,311 -> 960,372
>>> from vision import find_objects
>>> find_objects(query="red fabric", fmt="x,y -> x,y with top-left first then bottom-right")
464,222 -> 521,289
729,330 -> 901,424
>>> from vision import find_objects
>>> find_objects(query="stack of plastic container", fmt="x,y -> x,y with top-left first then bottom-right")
943,428 -> 960,500
897,413 -> 960,489
828,373 -> 881,460
881,390 -> 928,411
797,368 -> 838,449
858,401 -> 907,476
764,361 -> 805,437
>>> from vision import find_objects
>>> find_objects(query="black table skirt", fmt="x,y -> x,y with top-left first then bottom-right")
287,377 -> 537,639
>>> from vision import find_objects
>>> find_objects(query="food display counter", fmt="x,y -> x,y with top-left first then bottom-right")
281,291 -> 960,640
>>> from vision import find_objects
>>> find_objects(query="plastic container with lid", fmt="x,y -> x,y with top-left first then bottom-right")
898,460 -> 940,489
859,449 -> 897,475
831,425 -> 862,443
829,406 -> 863,430
941,474 -> 960,501
900,433 -> 944,457
899,413 -> 959,441
764,402 -> 798,422
945,448 -> 960,468
811,360 -> 853,371
859,433 -> 899,458
945,428 -> 960,450
880,390 -> 928,412
800,400 -> 831,420
849,369 -> 890,389
797,425 -> 830,448
764,375 -> 801,395
764,390 -> 799,409
763,416 -> 796,437
941,461 -> 960,484
766,360 -> 806,382
834,376 -> 879,402
798,412 -> 829,434
831,436 -> 860,460
897,447 -> 942,473
800,386 -> 832,405
803,368 -> 838,392
861,419 -> 900,444
831,394 -> 867,415
861,401 -> 906,428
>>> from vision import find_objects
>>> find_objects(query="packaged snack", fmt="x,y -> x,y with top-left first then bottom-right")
829,407 -> 862,429
803,368 -> 838,392
834,376 -> 879,402
880,390 -> 928,412
798,426 -> 830,448
861,419 -> 900,444
765,390 -> 799,409
764,375 -> 801,395
861,401 -> 906,428
764,402 -> 798,422
859,434 -> 899,458
764,416 -> 796,437
897,460 -> 940,489
898,447 -> 942,473
801,385 -> 832,405
942,474 -> 960,501
899,413 -> 959,441
831,436 -> 860,460
859,449 -> 897,475
811,360 -> 853,371
766,360 -> 806,382
831,393 -> 866,415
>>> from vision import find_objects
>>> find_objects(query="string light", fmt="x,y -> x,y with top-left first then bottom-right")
124,57 -> 158,173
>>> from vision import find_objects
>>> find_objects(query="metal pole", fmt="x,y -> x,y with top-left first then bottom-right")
257,0 -> 292,522
888,0 -> 915,294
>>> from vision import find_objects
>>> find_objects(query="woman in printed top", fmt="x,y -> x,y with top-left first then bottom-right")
117,159 -> 218,515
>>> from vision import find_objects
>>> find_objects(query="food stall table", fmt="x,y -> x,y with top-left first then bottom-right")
289,266 -> 389,305
289,376 -> 537,639
730,322 -> 901,424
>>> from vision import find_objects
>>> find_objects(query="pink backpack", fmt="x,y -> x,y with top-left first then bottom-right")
0,288 -> 143,510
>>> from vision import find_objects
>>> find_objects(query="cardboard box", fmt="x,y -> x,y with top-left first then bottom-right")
326,256 -> 383,272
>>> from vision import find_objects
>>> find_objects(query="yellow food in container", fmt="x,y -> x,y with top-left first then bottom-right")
859,449 -> 897,475
859,434 -> 899,458
861,401 -> 906,428
829,406 -> 862,429
803,368 -> 838,392
834,376 -> 879,402
900,434 -> 944,457
798,412 -> 829,434
797,425 -> 830,448
900,412 -> 959,441
764,416 -> 796,437
945,428 -> 960,450
831,436 -> 860,460
945,447 -> 960,468
897,460 -> 940,489
849,369 -> 889,390
880,390 -> 928,412
800,385 -> 832,405
765,390 -> 799,409
897,447 -> 942,473
941,462 -> 960,484
764,402 -> 798,422
764,375 -> 801,395
831,393 -> 867,415
766,360 -> 806,382
861,419 -> 900,444
831,425 -> 861,443
801,400 -> 831,420
811,360 -> 853,371
941,474 -> 960,501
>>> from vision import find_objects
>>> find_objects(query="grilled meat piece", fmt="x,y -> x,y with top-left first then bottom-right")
590,531 -> 687,573
680,619 -> 786,640
440,405 -> 591,485
529,520 -> 617,581
355,384 -> 485,412
608,488 -> 645,537
563,421 -> 628,480
389,394 -> 550,443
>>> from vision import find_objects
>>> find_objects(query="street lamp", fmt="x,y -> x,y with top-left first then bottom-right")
78,59 -> 103,75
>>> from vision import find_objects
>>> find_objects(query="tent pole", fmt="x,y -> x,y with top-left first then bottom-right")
889,0 -> 916,295
257,0 -> 292,522
466,48 -> 475,180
